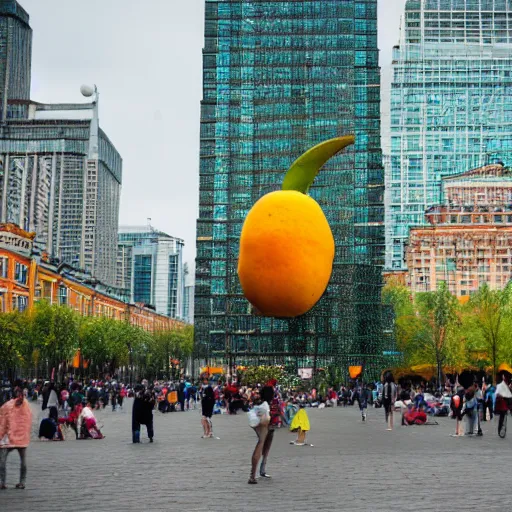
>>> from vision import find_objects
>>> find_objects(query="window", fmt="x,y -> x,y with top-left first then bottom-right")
0,257 -> 7,278
14,262 -> 28,285
59,286 -> 68,306
42,281 -> 53,302
12,295 -> 28,312
134,255 -> 152,304
168,255 -> 178,318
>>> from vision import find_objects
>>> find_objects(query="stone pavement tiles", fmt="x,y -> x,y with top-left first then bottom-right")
1,402 -> 511,512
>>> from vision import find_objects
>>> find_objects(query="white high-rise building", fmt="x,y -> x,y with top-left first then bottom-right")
0,1 -> 122,286
118,225 -> 185,319
183,263 -> 195,324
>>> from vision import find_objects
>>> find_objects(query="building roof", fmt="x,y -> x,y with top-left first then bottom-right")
443,163 -> 512,182
118,225 -> 184,243
0,0 -> 30,26
406,0 -> 505,11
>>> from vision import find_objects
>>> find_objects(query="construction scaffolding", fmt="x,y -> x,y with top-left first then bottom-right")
195,1 -> 393,378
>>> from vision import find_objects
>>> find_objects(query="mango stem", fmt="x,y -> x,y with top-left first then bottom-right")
282,135 -> 355,194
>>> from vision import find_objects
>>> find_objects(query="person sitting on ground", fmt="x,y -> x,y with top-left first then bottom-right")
326,388 -> 337,407
403,405 -> 427,426
78,401 -> 104,439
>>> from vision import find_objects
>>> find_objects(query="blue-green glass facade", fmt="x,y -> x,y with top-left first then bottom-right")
195,0 -> 387,374
0,1 -> 32,120
133,254 -> 152,305
118,227 -> 185,319
386,0 -> 512,270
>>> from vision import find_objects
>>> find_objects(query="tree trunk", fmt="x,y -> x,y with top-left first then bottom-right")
166,346 -> 170,380
492,343 -> 497,385
129,350 -> 133,386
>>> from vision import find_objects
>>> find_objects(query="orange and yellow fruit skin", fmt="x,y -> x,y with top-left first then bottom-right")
238,190 -> 335,318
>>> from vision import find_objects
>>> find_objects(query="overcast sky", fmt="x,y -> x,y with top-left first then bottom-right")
20,0 -> 406,267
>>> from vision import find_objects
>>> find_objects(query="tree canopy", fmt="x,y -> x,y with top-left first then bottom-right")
383,279 -> 512,383
0,301 -> 192,382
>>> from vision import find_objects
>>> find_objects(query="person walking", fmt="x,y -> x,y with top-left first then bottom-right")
0,385 -> 32,489
248,380 -> 276,484
87,381 -> 99,409
178,380 -> 186,412
356,382 -> 369,421
110,386 -> 118,412
482,379 -> 495,422
132,384 -> 155,443
495,372 -> 512,437
450,387 -> 464,437
382,372 -> 397,431
118,384 -> 126,411
463,385 -> 478,436
201,386 -> 215,438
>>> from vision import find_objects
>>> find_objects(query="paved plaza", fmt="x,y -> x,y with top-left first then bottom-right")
1,401 -> 511,512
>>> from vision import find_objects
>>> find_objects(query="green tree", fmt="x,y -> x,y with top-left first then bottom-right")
151,325 -> 194,380
239,365 -> 284,386
393,282 -> 459,385
79,317 -> 112,377
27,301 -> 78,380
0,311 -> 26,380
462,283 -> 512,382
382,278 -> 414,318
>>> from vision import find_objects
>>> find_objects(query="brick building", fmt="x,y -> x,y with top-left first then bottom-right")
0,223 -> 184,332
406,164 -> 512,296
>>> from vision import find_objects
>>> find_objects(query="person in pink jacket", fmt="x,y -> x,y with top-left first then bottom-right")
0,385 -> 33,489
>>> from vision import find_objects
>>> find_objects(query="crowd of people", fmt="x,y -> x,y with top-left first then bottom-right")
2,368 -> 512,489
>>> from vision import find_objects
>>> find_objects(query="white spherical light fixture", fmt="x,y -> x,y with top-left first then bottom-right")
80,84 -> 95,97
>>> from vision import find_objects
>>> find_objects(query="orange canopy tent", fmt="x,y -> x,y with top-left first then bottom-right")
200,367 -> 224,375
348,366 -> 363,379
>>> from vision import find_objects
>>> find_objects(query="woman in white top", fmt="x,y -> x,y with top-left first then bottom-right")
495,373 -> 512,436
77,401 -> 104,439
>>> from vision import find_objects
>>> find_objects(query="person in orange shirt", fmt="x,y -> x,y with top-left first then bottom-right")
0,384 -> 33,489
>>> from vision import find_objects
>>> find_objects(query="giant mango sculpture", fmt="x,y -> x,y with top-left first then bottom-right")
238,135 -> 355,318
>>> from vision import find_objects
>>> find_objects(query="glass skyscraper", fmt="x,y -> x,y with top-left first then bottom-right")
118,226 -> 186,319
386,0 -> 512,270
0,1 -> 122,286
0,0 -> 32,121
195,1 -> 387,374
